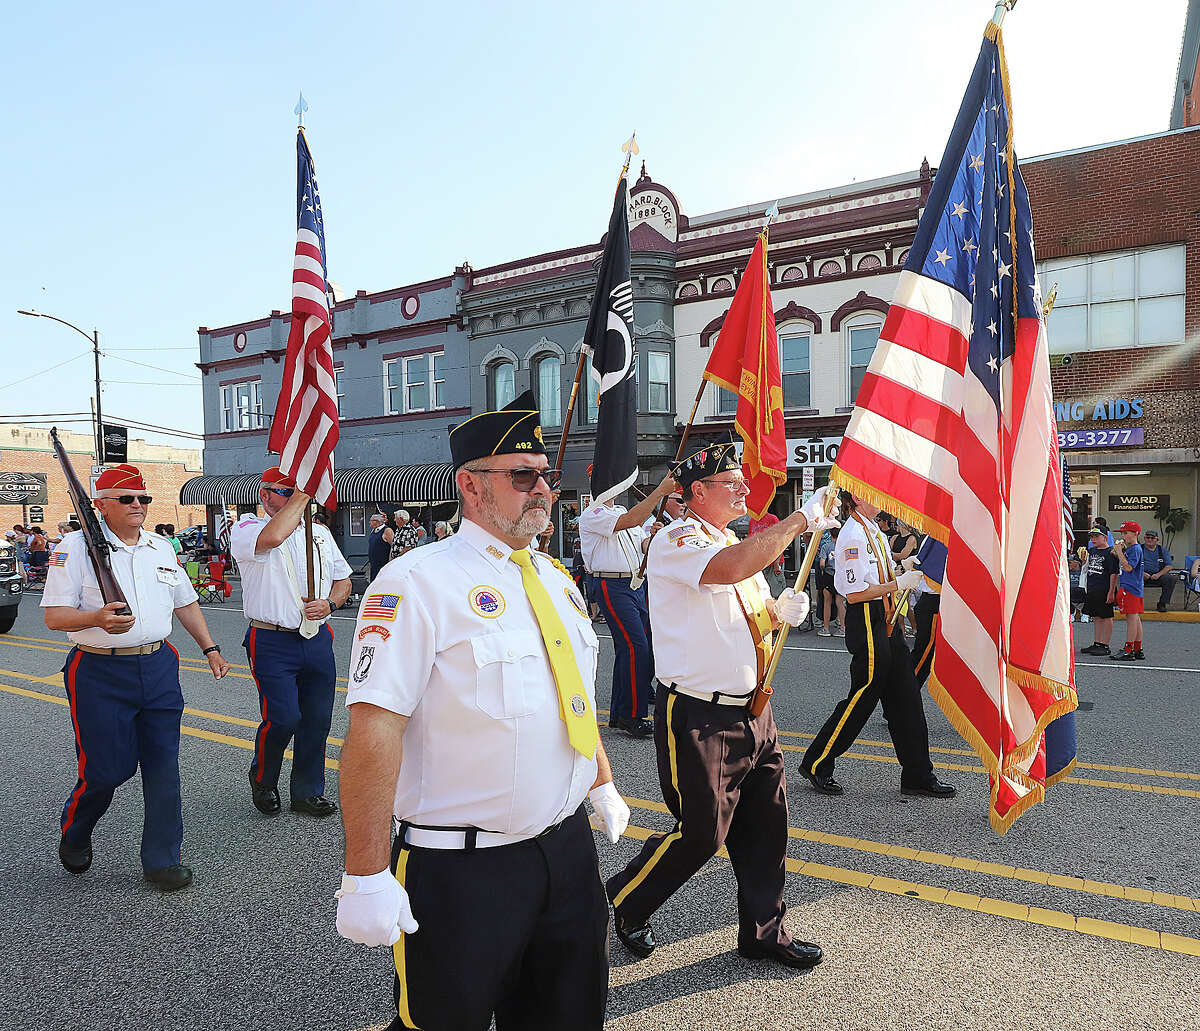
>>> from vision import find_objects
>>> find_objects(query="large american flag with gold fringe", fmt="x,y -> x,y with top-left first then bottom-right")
831,23 -> 1077,833
268,127 -> 338,507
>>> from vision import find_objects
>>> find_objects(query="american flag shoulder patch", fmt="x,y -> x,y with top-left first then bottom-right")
361,593 -> 401,621
666,525 -> 696,542
50,551 -> 69,567
845,548 -> 859,559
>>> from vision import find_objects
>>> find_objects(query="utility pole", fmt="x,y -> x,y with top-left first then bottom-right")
92,328 -> 104,463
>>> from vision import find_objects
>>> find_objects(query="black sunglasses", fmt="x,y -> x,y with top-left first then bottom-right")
469,467 -> 562,492
107,495 -> 153,506
266,487 -> 295,498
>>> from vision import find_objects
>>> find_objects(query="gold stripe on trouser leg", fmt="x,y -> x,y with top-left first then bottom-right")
810,603 -> 876,775
613,694 -> 682,910
391,849 -> 420,1030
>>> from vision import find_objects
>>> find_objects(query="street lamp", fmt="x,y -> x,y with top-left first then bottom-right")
17,309 -> 106,462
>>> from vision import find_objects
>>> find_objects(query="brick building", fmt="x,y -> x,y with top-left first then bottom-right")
0,424 -> 204,533
1023,125 -> 1200,559
1170,0 -> 1200,129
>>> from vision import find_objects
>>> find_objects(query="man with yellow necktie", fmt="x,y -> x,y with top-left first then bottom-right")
335,390 -> 627,1031
605,439 -> 840,970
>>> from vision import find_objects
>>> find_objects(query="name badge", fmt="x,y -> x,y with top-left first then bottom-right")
156,566 -> 178,585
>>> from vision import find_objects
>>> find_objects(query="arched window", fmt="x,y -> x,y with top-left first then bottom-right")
536,355 -> 561,426
489,360 -> 515,409
711,277 -> 733,293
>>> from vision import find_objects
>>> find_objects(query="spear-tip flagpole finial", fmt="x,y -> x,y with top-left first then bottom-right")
620,131 -> 639,176
764,200 -> 780,227
294,91 -> 309,128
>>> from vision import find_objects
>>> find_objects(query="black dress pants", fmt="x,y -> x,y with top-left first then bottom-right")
387,807 -> 609,1031
606,689 -> 791,949
910,592 -> 941,688
802,598 -> 935,785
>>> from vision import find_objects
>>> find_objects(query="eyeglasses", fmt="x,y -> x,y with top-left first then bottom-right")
105,495 -> 153,506
265,487 -> 295,498
468,466 -> 562,492
700,477 -> 749,494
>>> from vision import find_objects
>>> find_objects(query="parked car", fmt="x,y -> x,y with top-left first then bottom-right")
0,539 -> 24,635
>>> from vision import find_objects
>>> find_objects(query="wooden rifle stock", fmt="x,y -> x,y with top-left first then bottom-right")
49,428 -> 131,616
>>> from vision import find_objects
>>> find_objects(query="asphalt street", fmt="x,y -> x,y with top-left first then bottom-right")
2,587 -> 1197,1031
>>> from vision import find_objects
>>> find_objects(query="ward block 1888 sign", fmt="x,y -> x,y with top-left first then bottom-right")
0,472 -> 48,505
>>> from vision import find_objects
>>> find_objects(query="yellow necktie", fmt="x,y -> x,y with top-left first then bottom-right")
509,549 -> 599,759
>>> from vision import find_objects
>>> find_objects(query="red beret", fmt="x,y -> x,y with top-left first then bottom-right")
94,464 -> 146,493
260,466 -> 297,488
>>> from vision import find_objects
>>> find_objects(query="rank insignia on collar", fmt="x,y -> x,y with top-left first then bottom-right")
486,544 -> 505,559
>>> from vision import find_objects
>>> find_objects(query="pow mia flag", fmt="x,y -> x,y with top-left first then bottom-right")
102,423 -> 128,463
583,172 -> 638,505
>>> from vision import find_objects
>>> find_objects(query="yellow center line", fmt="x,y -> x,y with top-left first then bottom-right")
616,794 -> 1198,914
3,676 -> 1192,954
598,818 -> 1200,957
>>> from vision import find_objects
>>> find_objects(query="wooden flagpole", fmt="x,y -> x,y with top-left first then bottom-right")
303,504 -> 316,602
749,484 -> 840,717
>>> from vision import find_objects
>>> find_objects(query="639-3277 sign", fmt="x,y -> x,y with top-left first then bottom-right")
1058,428 -> 1144,450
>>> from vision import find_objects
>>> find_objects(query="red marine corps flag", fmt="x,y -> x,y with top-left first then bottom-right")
267,125 -> 339,507
701,220 -> 787,519
830,21 -> 1076,832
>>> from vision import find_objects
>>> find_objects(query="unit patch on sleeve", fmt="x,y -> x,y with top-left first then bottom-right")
353,646 -> 375,683
357,625 -> 391,641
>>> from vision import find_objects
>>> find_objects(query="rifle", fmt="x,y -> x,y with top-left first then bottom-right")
49,428 -> 131,616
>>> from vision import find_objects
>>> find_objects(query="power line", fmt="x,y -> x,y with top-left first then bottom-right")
0,350 -> 91,391
104,380 -> 201,387
100,351 -> 200,380
105,347 -> 197,352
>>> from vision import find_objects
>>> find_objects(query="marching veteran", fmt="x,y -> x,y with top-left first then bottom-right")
335,390 -> 629,1031
230,466 -> 352,819
578,468 -> 678,738
799,490 -> 955,799
604,440 -> 839,969
42,463 -> 230,891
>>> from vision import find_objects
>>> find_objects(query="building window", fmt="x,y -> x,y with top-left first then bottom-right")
1037,245 -> 1185,352
432,351 -> 446,409
220,380 -> 262,432
349,505 -> 367,536
385,351 -> 445,415
583,356 -> 600,423
489,359 -> 516,409
780,333 -> 810,409
536,355 -> 561,426
334,366 -> 344,417
847,319 -> 882,402
648,351 -> 670,413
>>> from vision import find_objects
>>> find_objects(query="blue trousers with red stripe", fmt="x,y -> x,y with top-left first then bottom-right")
60,645 -> 184,871
596,577 -> 653,722
244,624 -> 336,799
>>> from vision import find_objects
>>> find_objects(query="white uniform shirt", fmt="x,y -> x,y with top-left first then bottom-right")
345,518 -> 600,836
231,515 -> 352,628
646,515 -> 772,697
41,525 -> 197,648
834,515 -> 893,597
579,503 -> 645,575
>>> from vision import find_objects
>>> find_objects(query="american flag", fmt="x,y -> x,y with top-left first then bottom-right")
1062,463 -> 1075,548
267,128 -> 338,507
361,593 -> 401,621
831,23 -> 1077,832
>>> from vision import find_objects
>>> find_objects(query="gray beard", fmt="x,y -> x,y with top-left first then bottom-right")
480,483 -> 550,541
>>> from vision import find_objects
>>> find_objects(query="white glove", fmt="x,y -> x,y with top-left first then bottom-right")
806,513 -> 841,535
335,869 -> 419,946
900,556 -> 922,573
588,781 -> 630,844
896,569 -> 925,591
799,484 -> 836,523
774,587 -> 811,627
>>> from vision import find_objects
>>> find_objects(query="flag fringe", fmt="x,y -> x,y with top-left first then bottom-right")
1045,754 -> 1077,788
829,466 -> 951,544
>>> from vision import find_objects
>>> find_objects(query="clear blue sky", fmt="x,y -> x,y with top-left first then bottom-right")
3,0 -> 1187,447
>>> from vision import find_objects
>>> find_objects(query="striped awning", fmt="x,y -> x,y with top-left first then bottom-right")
179,464 -> 457,507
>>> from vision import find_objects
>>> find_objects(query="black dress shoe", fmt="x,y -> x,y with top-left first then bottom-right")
144,864 -> 193,891
58,836 -> 92,874
248,767 -> 281,815
738,939 -> 823,969
803,769 -> 844,796
613,910 -> 656,958
901,776 -> 957,798
290,795 -> 338,817
616,717 -> 654,739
